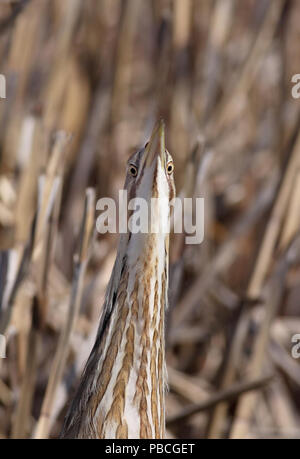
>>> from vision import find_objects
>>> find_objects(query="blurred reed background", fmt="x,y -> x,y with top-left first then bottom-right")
0,0 -> 300,439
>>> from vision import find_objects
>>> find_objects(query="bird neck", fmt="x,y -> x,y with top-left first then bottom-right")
79,232 -> 169,439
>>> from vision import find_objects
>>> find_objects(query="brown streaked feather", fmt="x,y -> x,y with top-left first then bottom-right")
61,121 -> 175,439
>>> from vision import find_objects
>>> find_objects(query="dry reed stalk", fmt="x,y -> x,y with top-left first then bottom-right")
233,225 -> 300,438
194,0 -> 236,124
167,375 -> 273,428
1,0 -> 43,171
11,297 -> 39,438
266,377 -> 299,434
172,172 -> 277,332
279,169 -> 300,250
206,0 -> 285,140
269,339 -> 300,386
34,189 -> 95,439
0,378 -> 12,407
111,0 -> 141,125
0,0 -> 31,35
208,130 -> 300,438
248,132 -> 300,299
15,117 -> 48,244
168,366 -> 209,404
230,246 -> 297,438
170,0 -> 193,190
10,132 -> 69,438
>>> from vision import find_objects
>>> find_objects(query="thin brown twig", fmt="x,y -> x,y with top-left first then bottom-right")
167,375 -> 273,427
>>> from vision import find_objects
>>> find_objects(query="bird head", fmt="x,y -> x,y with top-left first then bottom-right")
123,120 -> 175,241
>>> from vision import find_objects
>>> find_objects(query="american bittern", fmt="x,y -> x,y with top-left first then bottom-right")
61,121 -> 175,439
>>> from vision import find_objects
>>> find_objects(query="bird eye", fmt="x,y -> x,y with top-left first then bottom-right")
167,161 -> 174,175
129,164 -> 138,177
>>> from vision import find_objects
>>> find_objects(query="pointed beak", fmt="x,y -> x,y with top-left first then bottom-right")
145,120 -> 165,169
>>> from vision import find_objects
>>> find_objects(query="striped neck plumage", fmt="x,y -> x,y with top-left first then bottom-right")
91,227 -> 169,439
61,121 -> 175,439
